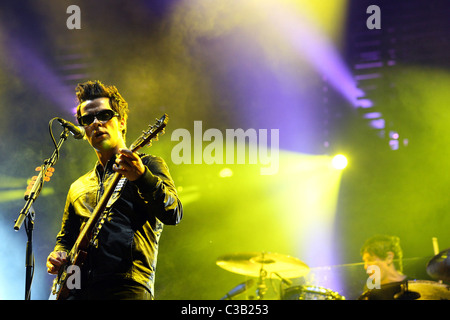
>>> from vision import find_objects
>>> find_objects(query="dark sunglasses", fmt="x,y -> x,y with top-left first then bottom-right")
77,109 -> 119,126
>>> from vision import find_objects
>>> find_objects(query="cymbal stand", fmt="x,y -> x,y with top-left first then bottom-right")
432,237 -> 443,284
256,255 -> 268,300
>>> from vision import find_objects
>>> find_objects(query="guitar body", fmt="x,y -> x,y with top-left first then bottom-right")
52,249 -> 87,300
50,114 -> 168,300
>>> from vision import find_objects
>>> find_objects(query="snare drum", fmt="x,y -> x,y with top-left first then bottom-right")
282,285 -> 345,300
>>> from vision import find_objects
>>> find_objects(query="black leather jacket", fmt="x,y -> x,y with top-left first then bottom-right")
54,154 -> 182,297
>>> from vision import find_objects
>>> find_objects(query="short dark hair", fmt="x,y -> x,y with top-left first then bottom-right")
360,234 -> 404,272
75,80 -> 129,137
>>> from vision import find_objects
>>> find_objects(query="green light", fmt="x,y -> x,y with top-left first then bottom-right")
332,154 -> 348,170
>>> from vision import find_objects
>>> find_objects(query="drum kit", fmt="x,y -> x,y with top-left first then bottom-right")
216,248 -> 450,300
216,251 -> 344,300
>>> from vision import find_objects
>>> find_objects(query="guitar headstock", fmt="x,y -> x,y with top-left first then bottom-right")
129,114 -> 169,152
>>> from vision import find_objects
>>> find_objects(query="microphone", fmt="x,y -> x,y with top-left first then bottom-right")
220,279 -> 254,300
57,118 -> 85,139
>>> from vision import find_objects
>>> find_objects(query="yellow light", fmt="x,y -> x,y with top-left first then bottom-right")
332,154 -> 348,170
219,167 -> 233,178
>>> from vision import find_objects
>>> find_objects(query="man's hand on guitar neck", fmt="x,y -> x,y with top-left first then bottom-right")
113,148 -> 146,182
46,251 -> 68,275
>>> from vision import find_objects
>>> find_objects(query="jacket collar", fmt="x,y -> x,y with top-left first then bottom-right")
95,155 -> 116,177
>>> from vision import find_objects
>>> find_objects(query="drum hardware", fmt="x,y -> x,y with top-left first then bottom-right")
216,252 -> 310,279
216,252 -> 310,300
273,271 -> 293,286
394,281 -> 421,300
395,280 -> 450,300
256,262 -> 268,300
216,252 -> 350,300
426,248 -> 450,283
282,285 -> 345,300
220,279 -> 255,300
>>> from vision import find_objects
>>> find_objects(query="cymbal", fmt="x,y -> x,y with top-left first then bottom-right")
216,252 -> 309,279
426,248 -> 450,282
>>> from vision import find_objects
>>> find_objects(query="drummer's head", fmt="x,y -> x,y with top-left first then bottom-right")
360,235 -> 404,276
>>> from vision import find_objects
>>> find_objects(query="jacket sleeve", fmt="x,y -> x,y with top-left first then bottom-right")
132,155 -> 183,225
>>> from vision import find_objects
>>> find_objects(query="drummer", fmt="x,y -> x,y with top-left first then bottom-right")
358,235 -> 408,300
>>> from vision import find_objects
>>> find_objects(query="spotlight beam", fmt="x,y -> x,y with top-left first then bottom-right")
260,1 -> 365,107
3,35 -> 75,111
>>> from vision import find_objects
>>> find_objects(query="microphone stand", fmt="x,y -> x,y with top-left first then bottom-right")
14,126 -> 70,300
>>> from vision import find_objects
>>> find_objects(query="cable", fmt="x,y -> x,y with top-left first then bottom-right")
48,118 -> 60,163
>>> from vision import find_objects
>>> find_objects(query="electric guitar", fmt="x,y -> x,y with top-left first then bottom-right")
51,114 -> 168,300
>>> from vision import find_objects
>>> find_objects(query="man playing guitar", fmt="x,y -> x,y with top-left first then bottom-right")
46,80 -> 183,300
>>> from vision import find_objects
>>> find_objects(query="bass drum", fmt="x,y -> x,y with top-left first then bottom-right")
399,280 -> 450,300
282,285 -> 345,300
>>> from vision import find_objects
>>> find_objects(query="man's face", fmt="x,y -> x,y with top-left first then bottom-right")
78,97 -> 125,153
362,251 -> 392,283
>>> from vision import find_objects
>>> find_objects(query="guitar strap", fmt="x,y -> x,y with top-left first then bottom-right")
90,176 -> 128,248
